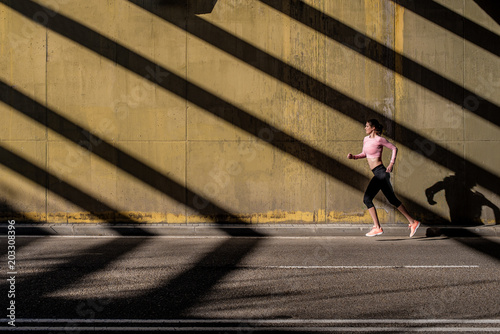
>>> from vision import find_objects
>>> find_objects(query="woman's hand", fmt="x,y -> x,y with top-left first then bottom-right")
386,163 -> 394,173
347,153 -> 354,159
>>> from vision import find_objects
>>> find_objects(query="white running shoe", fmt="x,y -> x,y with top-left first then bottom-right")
409,221 -> 421,238
365,227 -> 384,237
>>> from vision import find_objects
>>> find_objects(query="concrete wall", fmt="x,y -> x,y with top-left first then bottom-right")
0,0 -> 498,225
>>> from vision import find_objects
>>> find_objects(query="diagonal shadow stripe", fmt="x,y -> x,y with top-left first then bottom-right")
258,0 -> 499,128
123,237 -> 263,318
473,0 -> 500,26
9,236 -> 148,299
127,0 -> 500,198
392,0 -> 500,57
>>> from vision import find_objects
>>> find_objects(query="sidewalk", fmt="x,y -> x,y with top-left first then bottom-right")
1,223 -> 499,237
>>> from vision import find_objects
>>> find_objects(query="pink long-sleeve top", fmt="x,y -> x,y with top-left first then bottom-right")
354,135 -> 398,164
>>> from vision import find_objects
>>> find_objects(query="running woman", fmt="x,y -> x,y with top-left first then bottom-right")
347,119 -> 420,237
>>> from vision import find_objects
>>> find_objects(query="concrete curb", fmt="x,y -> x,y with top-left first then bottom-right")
1,223 -> 499,237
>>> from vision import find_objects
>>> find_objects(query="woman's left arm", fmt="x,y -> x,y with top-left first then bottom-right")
381,137 -> 398,172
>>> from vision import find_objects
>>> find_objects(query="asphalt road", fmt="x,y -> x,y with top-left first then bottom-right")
2,235 -> 500,333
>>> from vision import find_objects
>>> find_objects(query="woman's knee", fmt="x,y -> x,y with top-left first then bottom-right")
363,195 -> 374,208
389,197 -> 402,207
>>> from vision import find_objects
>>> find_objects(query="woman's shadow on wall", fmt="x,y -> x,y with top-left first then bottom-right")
425,171 -> 500,226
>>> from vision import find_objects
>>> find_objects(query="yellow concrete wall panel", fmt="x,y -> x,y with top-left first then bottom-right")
326,106 -> 365,142
186,51 -> 328,144
362,0 -> 395,122
0,142 -> 47,219
114,141 -> 186,219
202,0 -> 294,66
0,6 -> 47,141
150,11 -> 188,78
109,65 -> 186,142
463,44 -> 500,141
322,1 -> 396,141
186,39 -> 273,110
394,8 -> 465,141
186,141 -> 325,222
0,99 -> 48,142
46,32 -> 186,142
0,5 -> 47,93
396,87 -> 465,142
112,68 -> 186,141
464,112 -> 500,142
396,2 -> 465,87
465,141 -> 500,183
187,0 -> 328,144
36,0 -> 156,58
187,103 -> 254,142
322,42 -> 367,105
398,1 -> 499,142
36,0 -> 190,139
313,0 -> 394,47
276,93 -> 328,145
324,46 -> 395,141
185,39 -> 295,142
115,103 -> 187,142
46,32 -> 120,139
37,0 -> 188,75
46,140 -> 117,222
439,0 -> 500,35
462,1 -> 500,142
463,42 -> 500,107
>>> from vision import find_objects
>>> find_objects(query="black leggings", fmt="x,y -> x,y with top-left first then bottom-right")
363,165 -> 402,209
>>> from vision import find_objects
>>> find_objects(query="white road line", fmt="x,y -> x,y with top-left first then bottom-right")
158,265 -> 480,269
11,318 -> 500,324
4,235 -> 481,240
240,265 -> 480,269
2,326 -> 500,332
6,319 -> 500,332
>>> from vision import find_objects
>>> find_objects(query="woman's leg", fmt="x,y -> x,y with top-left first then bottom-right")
379,172 -> 420,236
368,207 -> 381,229
364,175 -> 382,229
397,204 -> 416,224
379,172 -> 402,208
379,174 -> 417,224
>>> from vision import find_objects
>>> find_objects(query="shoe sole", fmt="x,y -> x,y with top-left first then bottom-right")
409,222 -> 420,238
365,232 -> 383,237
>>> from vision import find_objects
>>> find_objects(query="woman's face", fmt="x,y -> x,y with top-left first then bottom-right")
365,122 -> 375,134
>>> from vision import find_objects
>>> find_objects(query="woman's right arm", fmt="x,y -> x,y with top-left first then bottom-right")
347,152 -> 366,160
348,138 -> 366,160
